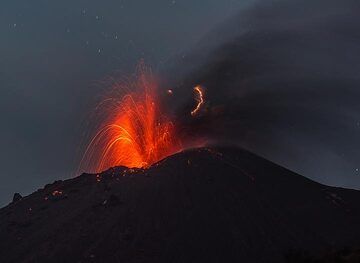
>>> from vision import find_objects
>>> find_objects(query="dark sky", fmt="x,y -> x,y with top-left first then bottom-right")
1,0 -> 360,207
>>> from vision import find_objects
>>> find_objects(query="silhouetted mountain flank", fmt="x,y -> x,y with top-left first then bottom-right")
1,147 -> 360,262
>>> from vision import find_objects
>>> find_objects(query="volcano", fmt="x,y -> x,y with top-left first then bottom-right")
1,147 -> 360,262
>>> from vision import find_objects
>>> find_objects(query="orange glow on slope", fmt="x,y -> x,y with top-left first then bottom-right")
79,66 -> 182,173
191,85 -> 204,116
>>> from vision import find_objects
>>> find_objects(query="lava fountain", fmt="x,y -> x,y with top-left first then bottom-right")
79,65 -> 182,173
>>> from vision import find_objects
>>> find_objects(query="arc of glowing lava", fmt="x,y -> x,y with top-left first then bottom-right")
191,85 -> 204,116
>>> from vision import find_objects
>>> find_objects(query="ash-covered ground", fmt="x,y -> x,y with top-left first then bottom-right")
1,147 -> 360,263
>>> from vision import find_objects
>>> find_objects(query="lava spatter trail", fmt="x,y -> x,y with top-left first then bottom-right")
191,85 -> 204,116
79,64 -> 182,173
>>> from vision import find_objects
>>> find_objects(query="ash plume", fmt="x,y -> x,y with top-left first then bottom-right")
163,0 -> 360,188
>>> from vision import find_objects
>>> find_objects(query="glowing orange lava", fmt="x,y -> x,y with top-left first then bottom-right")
191,85 -> 204,116
79,66 -> 182,173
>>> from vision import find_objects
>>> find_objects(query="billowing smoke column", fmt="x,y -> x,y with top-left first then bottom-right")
162,0 -> 360,187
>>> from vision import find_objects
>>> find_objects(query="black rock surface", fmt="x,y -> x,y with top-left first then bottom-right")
1,147 -> 359,263
12,193 -> 22,203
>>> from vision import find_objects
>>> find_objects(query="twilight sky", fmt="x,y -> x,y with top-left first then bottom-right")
1,0 -> 360,207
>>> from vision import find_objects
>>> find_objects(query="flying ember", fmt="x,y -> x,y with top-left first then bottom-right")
79,65 -> 182,173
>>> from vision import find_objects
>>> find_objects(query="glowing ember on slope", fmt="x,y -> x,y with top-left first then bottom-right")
191,85 -> 204,116
79,64 -> 182,173
52,190 -> 63,196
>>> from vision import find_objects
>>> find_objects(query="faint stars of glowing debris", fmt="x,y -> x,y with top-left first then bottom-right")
191,85 -> 205,116
96,174 -> 101,182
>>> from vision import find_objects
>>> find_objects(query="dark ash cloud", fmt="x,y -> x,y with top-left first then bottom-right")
163,0 -> 360,189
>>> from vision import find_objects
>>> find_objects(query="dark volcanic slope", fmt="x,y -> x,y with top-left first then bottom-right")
1,148 -> 360,263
